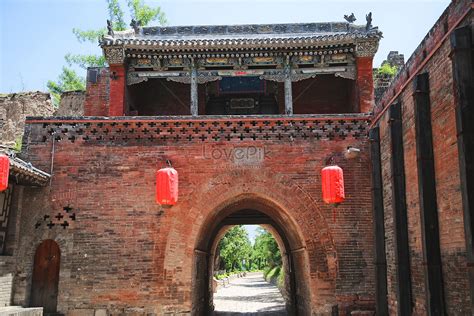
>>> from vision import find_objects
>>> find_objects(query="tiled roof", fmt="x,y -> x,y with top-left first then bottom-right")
1,150 -> 51,186
100,22 -> 382,50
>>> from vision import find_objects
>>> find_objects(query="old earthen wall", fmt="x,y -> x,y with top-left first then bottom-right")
55,91 -> 86,117
0,92 -> 54,148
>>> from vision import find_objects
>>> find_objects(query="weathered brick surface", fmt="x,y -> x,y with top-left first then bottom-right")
109,65 -> 126,116
375,0 -> 473,314
84,68 -> 109,117
355,57 -> 374,113
13,116 -> 375,315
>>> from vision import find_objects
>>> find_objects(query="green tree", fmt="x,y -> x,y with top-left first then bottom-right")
218,226 -> 252,271
48,0 -> 166,105
47,67 -> 86,106
377,62 -> 398,77
252,227 -> 281,269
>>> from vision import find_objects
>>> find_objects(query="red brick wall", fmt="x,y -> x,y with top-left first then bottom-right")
356,57 -> 374,113
108,65 -> 126,116
374,1 -> 473,314
84,68 -> 109,116
17,116 -> 375,315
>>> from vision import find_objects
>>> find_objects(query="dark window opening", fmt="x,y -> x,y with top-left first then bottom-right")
292,75 -> 356,114
206,77 -> 278,115
127,78 -> 193,116
126,74 -> 357,116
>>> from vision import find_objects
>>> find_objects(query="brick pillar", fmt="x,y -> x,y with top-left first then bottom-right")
108,64 -> 126,116
356,57 -> 374,113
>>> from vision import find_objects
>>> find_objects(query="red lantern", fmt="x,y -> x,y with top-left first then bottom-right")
156,166 -> 178,205
0,154 -> 9,192
321,165 -> 345,205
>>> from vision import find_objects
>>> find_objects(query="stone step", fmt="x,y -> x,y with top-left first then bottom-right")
0,306 -> 43,316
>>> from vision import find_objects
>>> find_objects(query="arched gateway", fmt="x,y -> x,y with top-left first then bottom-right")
191,193 -> 335,315
7,15 -> 381,316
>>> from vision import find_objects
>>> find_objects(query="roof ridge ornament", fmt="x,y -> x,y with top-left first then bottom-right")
344,13 -> 356,24
107,20 -> 114,36
131,19 -> 142,35
365,12 -> 373,31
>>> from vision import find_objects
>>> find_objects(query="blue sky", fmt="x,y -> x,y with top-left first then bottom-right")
1,0 -> 449,93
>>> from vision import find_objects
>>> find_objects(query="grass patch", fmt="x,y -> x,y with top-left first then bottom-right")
265,266 -> 281,283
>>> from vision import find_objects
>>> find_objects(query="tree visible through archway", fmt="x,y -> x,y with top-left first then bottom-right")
192,195 -> 317,316
213,225 -> 287,314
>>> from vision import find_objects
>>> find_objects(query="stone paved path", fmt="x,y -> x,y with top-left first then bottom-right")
213,272 -> 287,315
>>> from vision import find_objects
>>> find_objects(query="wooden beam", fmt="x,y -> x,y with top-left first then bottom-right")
190,65 -> 198,116
369,126 -> 389,316
413,73 -> 446,315
284,62 -> 293,115
451,25 -> 474,312
389,102 -> 412,315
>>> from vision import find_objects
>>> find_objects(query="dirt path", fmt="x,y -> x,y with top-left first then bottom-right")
213,272 -> 287,315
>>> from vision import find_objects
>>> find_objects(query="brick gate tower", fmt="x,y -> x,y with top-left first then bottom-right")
1,17 -> 383,315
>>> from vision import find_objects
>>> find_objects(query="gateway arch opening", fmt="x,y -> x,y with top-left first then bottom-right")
192,206 -> 311,315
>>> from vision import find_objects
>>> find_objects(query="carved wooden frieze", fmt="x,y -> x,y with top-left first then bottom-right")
354,39 -> 379,57
335,68 -> 356,80
129,58 -> 161,70
253,57 -> 276,64
162,58 -> 190,69
104,47 -> 125,65
297,55 -> 314,63
260,70 -> 316,82
206,57 -> 229,64
127,72 -> 148,85
196,57 -> 238,69
167,72 -> 222,84
290,73 -> 318,82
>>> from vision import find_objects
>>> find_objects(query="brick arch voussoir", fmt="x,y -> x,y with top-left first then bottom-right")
183,169 -> 337,272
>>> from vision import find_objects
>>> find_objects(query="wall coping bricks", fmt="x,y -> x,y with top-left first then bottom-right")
372,0 -> 473,127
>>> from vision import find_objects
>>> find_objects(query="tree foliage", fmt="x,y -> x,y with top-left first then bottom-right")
47,67 -> 86,106
48,0 -> 166,105
377,62 -> 398,77
217,226 -> 281,272
218,226 -> 252,271
128,0 -> 167,26
252,227 -> 281,268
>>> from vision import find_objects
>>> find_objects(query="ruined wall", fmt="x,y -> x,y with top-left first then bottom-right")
55,91 -> 86,117
373,51 -> 405,103
13,113 -> 375,315
0,92 -> 54,148
374,0 -> 473,314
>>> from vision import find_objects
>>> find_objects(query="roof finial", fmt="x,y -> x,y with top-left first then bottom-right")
131,19 -> 141,35
365,12 -> 373,31
107,20 -> 114,36
344,13 -> 356,23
